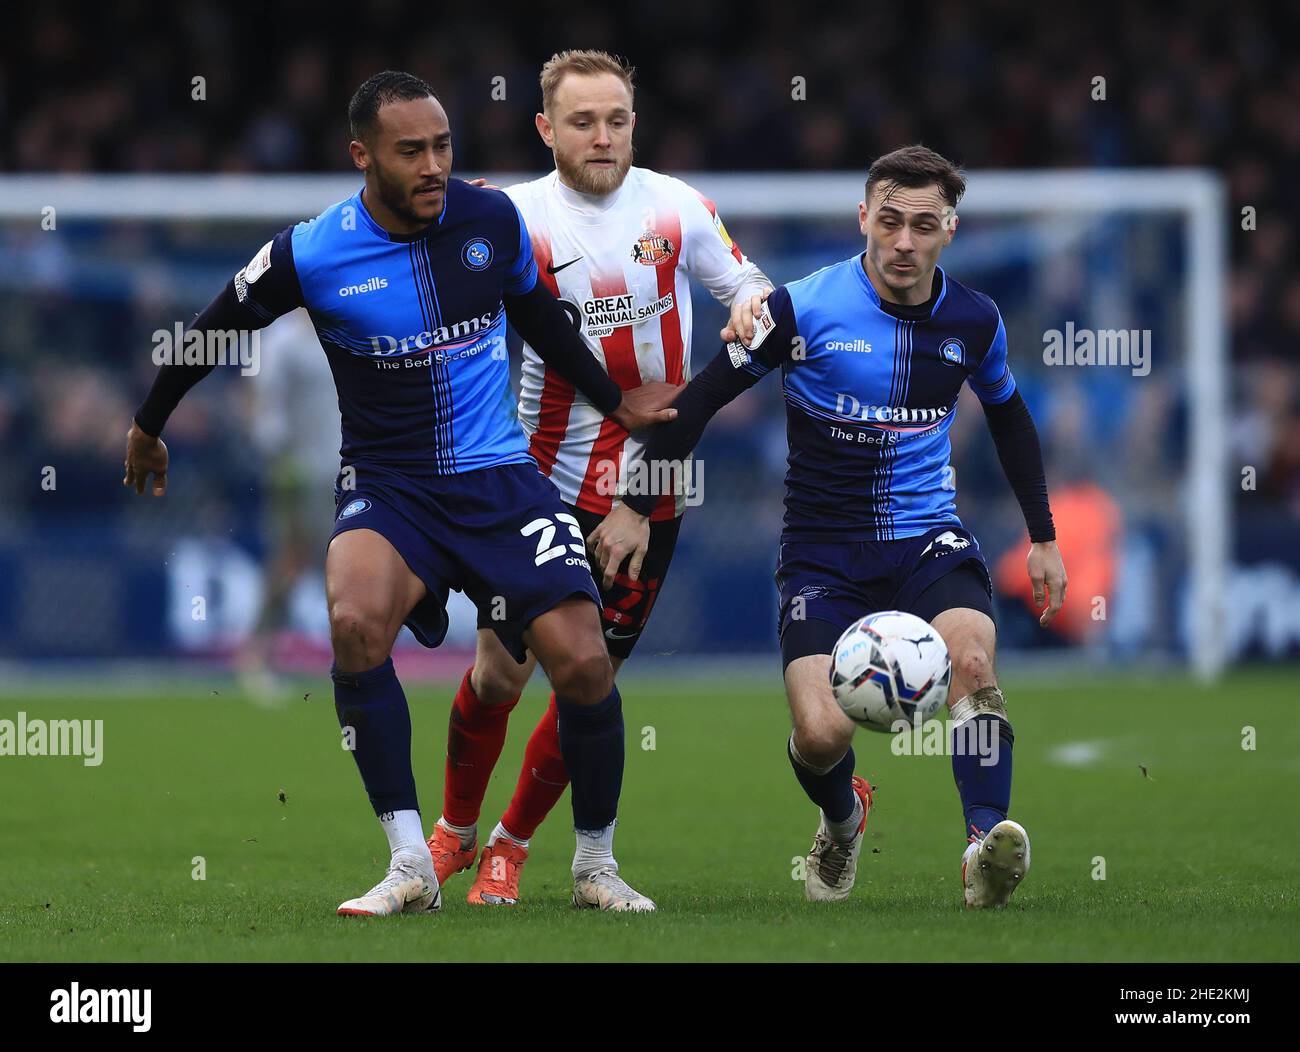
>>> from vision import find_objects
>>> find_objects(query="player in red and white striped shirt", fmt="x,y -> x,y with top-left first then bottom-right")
512,150 -> 766,523
427,50 -> 771,909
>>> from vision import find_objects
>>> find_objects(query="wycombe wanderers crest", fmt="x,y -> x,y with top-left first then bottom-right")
461,238 -> 493,271
630,231 -> 676,266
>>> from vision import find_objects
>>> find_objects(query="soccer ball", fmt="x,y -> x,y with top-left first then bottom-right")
830,611 -> 951,733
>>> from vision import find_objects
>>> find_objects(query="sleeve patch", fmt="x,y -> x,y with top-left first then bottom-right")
713,213 -> 734,249
745,300 -> 777,350
245,241 -> 274,284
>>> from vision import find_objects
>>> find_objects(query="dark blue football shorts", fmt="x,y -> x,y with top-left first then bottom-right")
329,460 -> 601,663
775,525 -> 994,668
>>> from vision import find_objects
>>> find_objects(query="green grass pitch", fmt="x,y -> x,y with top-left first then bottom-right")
1,666 -> 1296,961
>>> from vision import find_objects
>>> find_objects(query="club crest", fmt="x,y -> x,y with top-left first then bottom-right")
630,232 -> 676,266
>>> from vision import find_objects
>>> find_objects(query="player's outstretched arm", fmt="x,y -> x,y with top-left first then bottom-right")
503,282 -> 679,432
980,391 -> 1067,625
588,286 -> 797,586
586,321 -> 762,586
586,347 -> 755,588
123,290 -> 231,498
124,230 -> 303,497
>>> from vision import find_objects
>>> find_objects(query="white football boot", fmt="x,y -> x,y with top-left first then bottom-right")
805,775 -> 873,902
573,868 -> 657,912
337,856 -> 442,916
961,819 -> 1031,909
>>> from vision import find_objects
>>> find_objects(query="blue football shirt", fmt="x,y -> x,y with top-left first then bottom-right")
722,255 -> 1015,540
235,178 -> 539,473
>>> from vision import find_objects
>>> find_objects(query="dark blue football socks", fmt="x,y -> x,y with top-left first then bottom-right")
789,736 -> 858,824
332,657 -> 419,816
556,686 -> 625,832
952,713 -> 1014,839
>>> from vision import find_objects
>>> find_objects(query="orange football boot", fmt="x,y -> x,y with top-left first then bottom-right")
466,839 -> 529,905
426,823 -> 477,887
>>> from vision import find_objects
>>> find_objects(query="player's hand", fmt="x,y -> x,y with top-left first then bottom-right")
587,503 -> 651,589
1027,540 -> 1067,626
720,287 -> 772,345
122,422 -> 169,497
466,177 -> 501,190
610,381 -> 681,432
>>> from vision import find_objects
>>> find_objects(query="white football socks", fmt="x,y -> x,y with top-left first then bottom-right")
488,821 -> 530,850
825,796 -> 864,844
572,821 -> 617,878
381,809 -> 432,868
437,816 -> 477,849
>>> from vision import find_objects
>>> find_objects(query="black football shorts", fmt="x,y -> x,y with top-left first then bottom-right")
567,503 -> 683,660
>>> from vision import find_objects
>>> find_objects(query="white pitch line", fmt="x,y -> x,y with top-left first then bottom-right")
1046,741 -> 1107,767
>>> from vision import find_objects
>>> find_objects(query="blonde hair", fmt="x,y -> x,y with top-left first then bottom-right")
540,50 -> 635,114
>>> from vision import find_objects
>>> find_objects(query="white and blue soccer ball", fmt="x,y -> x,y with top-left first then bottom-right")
830,611 -> 951,733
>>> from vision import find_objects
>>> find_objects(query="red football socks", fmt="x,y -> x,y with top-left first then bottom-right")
500,692 -> 570,840
441,667 -> 521,829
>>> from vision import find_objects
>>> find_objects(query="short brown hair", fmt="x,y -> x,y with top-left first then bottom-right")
866,145 -> 966,209
539,50 -> 635,114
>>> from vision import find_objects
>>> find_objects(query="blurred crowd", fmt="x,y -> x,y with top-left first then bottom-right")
0,1 -> 1295,656
1,0 -> 1295,513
